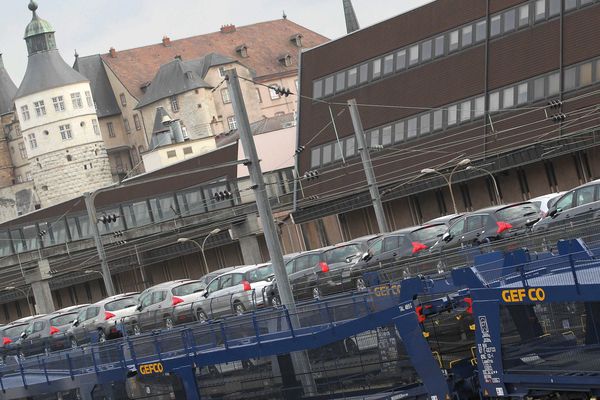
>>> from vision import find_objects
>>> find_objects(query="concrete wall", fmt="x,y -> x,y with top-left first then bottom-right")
142,136 -> 217,173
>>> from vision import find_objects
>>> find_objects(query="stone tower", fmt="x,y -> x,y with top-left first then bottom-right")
0,54 -> 17,188
13,1 -> 113,206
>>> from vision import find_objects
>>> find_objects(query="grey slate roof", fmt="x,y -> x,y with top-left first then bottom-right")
0,55 -> 17,116
15,49 -> 88,99
73,54 -> 120,118
135,53 -> 238,110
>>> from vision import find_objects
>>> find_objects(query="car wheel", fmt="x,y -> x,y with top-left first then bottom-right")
164,316 -> 174,330
196,310 -> 208,323
98,330 -> 107,343
312,287 -> 321,299
208,365 -> 220,377
133,324 -> 141,336
233,302 -> 245,316
345,338 -> 359,355
355,277 -> 367,292
271,296 -> 281,307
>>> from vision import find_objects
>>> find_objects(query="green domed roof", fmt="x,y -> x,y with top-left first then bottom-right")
24,1 -> 54,39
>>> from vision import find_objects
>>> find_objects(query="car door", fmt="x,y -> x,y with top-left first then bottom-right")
70,308 -> 89,342
78,306 -> 100,342
569,184 -> 599,225
210,274 -> 233,317
289,254 -> 318,299
136,291 -> 156,330
462,215 -> 486,244
548,190 -> 575,229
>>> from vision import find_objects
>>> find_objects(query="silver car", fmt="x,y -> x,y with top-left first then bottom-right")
193,263 -> 275,322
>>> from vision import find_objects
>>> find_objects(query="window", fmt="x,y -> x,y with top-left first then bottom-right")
434,36 -> 445,57
460,100 -> 471,122
359,63 -> 369,83
28,133 -> 37,149
564,66 -> 577,91
535,0 -> 546,21
119,93 -> 126,107
433,109 -> 443,130
313,80 -> 323,99
170,95 -> 179,112
548,72 -> 560,95
565,0 -> 577,10
166,150 -> 177,158
34,100 -> 46,117
336,71 -> 346,91
575,186 -> 596,206
580,62 -> 593,86
407,117 -> 418,138
133,114 -> 141,130
490,15 -> 501,37
533,77 -> 545,100
310,147 -> 320,168
394,122 -> 405,142
107,122 -> 115,138
59,124 -> 72,140
221,88 -> 231,104
519,4 -> 530,27
504,9 -> 516,32
124,118 -> 131,134
322,143 -> 333,164
447,105 -> 458,125
474,96 -> 485,118
227,116 -> 237,130
421,40 -> 432,62
555,192 -> 574,211
345,137 -> 356,157
383,54 -> 394,75
409,45 -> 419,66
449,30 -> 459,52
256,88 -> 263,103
324,76 -> 334,96
26,171 -> 32,181
21,105 -> 30,121
71,93 -> 83,109
92,119 -> 100,135
85,91 -> 93,107
396,50 -> 406,71
219,67 -> 226,77
369,129 -> 380,147
517,83 -> 528,104
381,125 -> 392,145
548,0 -> 561,17
420,113 -> 431,134
461,26 -> 473,47
347,67 -> 358,87
475,20 -> 487,42
18,142 -> 27,159
503,87 -> 515,108
52,96 -> 65,112
372,59 -> 382,79
489,91 -> 500,112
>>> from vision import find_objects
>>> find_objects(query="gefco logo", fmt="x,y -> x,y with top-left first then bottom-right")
373,284 -> 401,297
501,288 -> 546,303
138,362 -> 164,375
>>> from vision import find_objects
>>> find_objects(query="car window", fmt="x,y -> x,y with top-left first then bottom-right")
575,185 -> 596,206
466,215 -> 484,232
140,292 -> 153,307
382,236 -> 399,252
294,256 -> 311,272
496,203 -> 539,221
325,245 -> 363,263
105,298 -> 138,311
285,260 -> 295,275
3,324 -> 28,338
309,254 -> 321,267
172,282 -> 205,296
555,192 -> 574,211
231,273 -> 244,285
449,219 -> 465,236
246,265 -> 274,283
411,224 -> 447,242
76,308 -> 87,322
85,307 -> 100,320
206,278 -> 220,293
369,238 -> 384,255
220,274 -> 233,289
152,291 -> 167,304
51,313 -> 78,326
32,321 -> 45,332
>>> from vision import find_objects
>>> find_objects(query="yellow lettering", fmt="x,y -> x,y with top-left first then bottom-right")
502,288 -> 546,303
501,290 -> 511,302
139,362 -> 164,375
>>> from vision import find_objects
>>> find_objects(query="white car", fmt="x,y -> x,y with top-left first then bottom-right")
530,192 -> 566,216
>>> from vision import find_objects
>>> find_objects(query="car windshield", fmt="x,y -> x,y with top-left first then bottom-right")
325,244 -> 363,264
50,313 -> 78,327
411,225 -> 447,242
3,324 -> 27,338
245,265 -> 274,283
531,201 -> 542,209
105,297 -> 138,311
496,203 -> 539,221
172,282 -> 206,296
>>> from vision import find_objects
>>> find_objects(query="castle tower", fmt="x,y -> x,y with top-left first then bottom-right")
0,53 -> 17,187
13,1 -> 113,206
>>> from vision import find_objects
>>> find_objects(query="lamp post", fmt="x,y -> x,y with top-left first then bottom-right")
5,286 -> 34,315
84,269 -> 105,280
178,228 -> 221,276
421,158 -> 471,214
466,166 -> 501,204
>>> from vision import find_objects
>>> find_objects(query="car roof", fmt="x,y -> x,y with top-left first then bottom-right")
55,304 -> 90,313
146,279 -> 194,290
530,192 -> 565,202
94,293 -> 139,305
425,214 -> 463,224
467,201 -> 535,214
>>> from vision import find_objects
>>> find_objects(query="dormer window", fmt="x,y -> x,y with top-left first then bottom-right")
236,44 -> 249,58
185,71 -> 193,80
290,34 -> 303,48
278,54 -> 292,67
140,82 -> 151,93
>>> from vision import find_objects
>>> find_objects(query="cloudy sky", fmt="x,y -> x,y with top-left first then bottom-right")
0,0 -> 431,84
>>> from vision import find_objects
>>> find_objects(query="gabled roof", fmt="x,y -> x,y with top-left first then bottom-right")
0,55 -> 17,116
73,54 -> 120,118
15,49 -> 88,99
184,52 -> 239,80
100,19 -> 329,100
135,56 -> 218,110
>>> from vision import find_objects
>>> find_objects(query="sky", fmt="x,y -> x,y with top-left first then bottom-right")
0,0 -> 431,84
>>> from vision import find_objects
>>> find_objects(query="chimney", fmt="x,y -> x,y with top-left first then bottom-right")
109,47 -> 117,58
162,36 -> 171,47
174,55 -> 182,61
220,24 -> 236,34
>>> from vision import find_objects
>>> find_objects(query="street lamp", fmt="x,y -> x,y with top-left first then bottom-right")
466,166 -> 501,204
178,228 -> 221,276
84,269 -> 105,280
421,159 -> 470,214
5,286 -> 34,315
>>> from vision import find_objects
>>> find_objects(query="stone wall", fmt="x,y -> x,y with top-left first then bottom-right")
0,181 -> 38,222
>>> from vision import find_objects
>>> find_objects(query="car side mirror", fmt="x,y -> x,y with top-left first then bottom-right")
20,331 -> 26,339
72,319 -> 79,327
136,304 -> 143,312
203,291 -> 209,298
442,232 -> 452,242
549,208 -> 561,218
362,251 -> 371,261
